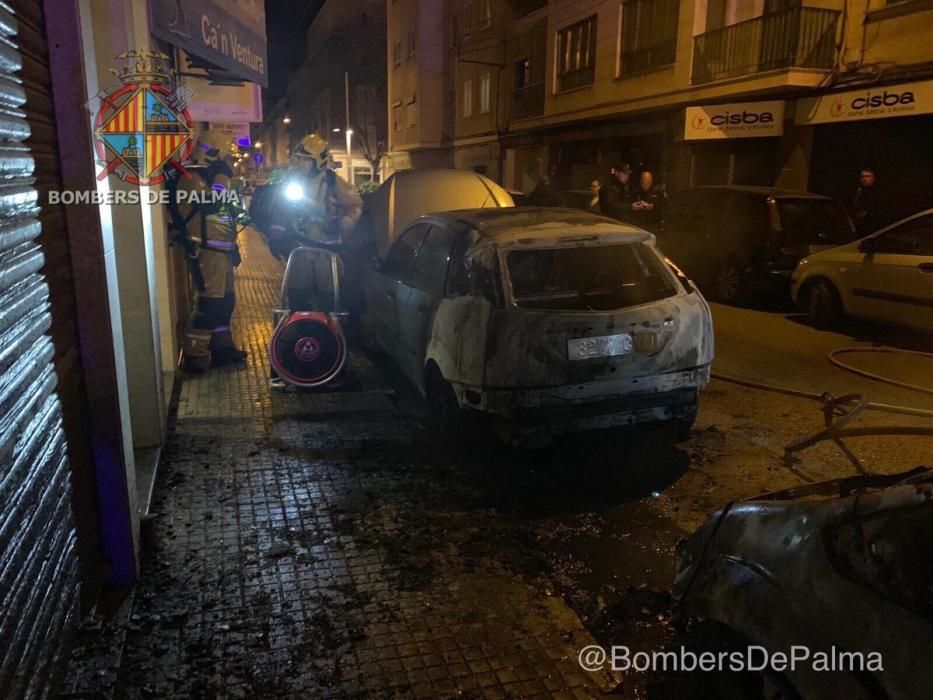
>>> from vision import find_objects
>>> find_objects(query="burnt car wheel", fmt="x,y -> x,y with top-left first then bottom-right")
427,370 -> 463,441
672,414 -> 696,443
711,261 -> 744,303
804,279 -> 841,329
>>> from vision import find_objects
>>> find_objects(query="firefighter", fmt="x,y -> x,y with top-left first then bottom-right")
168,129 -> 248,373
267,134 -> 363,257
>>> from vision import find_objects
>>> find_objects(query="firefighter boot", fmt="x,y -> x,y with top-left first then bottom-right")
210,327 -> 248,366
182,327 -> 213,373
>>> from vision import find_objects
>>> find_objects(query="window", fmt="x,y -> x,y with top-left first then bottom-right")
384,224 -> 430,279
515,58 -> 531,89
393,41 -> 401,66
871,215 -> 933,256
620,0 -> 679,75
393,103 -> 402,132
506,243 -> 677,311
479,73 -> 491,114
406,100 -> 417,128
407,29 -> 416,58
723,193 -> 768,236
481,0 -> 492,29
353,167 -> 374,184
463,79 -> 473,117
777,200 -> 857,247
830,506 -> 933,619
557,15 -> 597,91
410,226 -> 455,294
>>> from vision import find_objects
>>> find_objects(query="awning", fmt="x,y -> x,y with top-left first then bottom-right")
148,0 -> 268,87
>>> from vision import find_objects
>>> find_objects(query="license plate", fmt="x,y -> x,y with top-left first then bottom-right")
567,333 -> 633,361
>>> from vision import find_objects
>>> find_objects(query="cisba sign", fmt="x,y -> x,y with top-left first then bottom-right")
684,101 -> 785,140
796,80 -> 933,125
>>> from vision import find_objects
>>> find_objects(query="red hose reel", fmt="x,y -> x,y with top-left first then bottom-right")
269,311 -> 347,387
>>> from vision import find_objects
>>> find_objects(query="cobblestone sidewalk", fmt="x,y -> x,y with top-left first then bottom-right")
65,228 -> 620,699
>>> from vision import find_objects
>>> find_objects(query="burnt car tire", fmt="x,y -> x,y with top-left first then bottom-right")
804,279 -> 841,329
426,371 -> 463,442
672,414 -> 696,443
649,620 -> 801,700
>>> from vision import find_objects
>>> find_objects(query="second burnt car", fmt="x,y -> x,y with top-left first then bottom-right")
361,208 -> 714,445
673,467 -> 933,700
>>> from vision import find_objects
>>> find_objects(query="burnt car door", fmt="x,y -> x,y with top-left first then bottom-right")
395,223 -> 456,385
364,222 -> 429,362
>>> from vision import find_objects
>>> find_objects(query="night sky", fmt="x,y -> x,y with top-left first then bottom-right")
264,0 -> 324,104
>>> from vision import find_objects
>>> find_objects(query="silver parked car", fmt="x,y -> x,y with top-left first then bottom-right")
361,208 -> 714,445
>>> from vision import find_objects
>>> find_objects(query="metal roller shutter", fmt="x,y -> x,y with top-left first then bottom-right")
0,1 -> 80,697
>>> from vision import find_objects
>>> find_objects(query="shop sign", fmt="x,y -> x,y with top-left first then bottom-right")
149,0 -> 268,87
684,101 -> 785,140
796,80 -> 933,125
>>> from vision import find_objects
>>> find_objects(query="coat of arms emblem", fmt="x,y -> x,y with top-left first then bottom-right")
93,50 -> 194,186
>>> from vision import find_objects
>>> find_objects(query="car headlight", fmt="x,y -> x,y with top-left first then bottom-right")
284,182 -> 304,201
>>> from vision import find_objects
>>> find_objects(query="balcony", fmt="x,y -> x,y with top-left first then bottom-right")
691,7 -> 840,85
511,82 -> 545,119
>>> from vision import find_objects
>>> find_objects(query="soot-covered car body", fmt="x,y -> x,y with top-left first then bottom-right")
361,207 -> 714,444
673,468 -> 933,700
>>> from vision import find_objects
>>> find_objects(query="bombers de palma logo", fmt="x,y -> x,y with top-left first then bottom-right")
92,50 -> 194,186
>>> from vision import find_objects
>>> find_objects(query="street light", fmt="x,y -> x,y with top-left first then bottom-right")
332,127 -> 341,133
254,142 -> 262,149
283,116 -> 291,125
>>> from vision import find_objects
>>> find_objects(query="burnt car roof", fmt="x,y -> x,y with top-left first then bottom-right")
426,207 -> 648,243
681,185 -> 835,200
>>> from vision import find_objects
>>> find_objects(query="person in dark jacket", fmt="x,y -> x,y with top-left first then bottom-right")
526,175 -> 561,207
630,170 -> 664,233
599,162 -> 634,221
850,168 -> 883,235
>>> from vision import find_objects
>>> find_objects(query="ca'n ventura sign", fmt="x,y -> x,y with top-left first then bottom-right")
796,80 -> 933,125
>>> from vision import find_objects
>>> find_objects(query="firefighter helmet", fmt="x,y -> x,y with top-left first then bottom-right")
195,130 -> 234,163
293,133 -> 330,165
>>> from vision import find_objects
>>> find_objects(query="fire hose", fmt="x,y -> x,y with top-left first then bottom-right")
710,345 -> 933,473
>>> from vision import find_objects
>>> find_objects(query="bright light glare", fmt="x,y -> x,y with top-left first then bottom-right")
284,182 -> 304,201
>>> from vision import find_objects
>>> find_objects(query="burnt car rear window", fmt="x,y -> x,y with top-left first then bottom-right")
777,199 -> 855,245
506,243 -> 677,311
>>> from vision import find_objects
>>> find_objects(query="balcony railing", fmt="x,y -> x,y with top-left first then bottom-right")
692,7 -> 839,85
511,82 -> 545,119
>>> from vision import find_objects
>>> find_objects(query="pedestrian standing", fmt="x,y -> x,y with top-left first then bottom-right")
526,175 -> 561,207
850,168 -> 883,235
599,162 -> 634,221
631,170 -> 664,232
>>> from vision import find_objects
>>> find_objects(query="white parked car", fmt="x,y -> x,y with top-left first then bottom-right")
791,209 -> 933,331
361,208 -> 714,446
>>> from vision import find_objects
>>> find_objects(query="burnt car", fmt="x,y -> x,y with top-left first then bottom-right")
365,168 -> 514,259
361,208 -> 713,445
661,186 -> 856,303
674,467 -> 933,699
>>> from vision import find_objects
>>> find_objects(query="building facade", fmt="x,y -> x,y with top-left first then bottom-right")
391,0 -> 933,218
0,2 -> 268,694
287,0 -> 388,184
